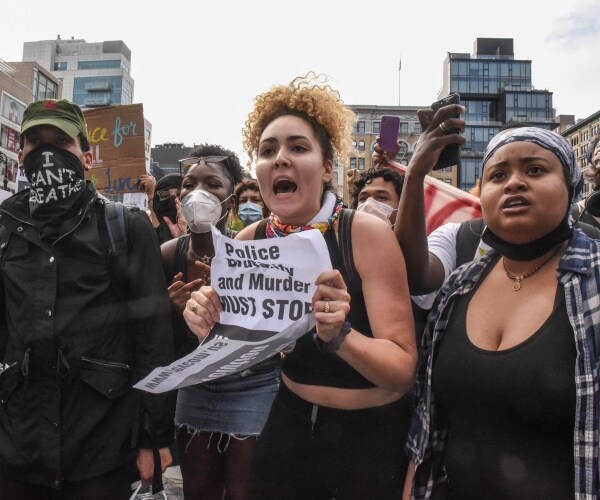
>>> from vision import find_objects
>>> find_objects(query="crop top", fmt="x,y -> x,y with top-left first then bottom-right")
254,209 -> 375,389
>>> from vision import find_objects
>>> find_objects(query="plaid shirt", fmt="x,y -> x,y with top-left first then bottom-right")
406,229 -> 600,500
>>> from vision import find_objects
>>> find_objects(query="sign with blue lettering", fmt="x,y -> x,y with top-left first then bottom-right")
83,103 -> 146,194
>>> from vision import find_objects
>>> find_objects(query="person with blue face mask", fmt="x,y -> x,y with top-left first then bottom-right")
233,178 -> 268,227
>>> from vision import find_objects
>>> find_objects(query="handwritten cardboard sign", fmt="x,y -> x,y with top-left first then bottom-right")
83,104 -> 146,195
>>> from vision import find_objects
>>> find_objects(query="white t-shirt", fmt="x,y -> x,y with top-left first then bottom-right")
411,221 -> 492,310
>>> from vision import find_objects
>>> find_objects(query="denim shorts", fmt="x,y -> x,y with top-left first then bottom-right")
175,356 -> 281,436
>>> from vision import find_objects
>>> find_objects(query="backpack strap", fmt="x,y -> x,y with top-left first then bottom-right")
97,200 -> 130,298
455,217 -> 485,268
337,209 -> 361,292
102,201 -> 128,256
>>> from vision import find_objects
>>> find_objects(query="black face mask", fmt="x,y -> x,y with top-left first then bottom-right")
154,195 -> 178,225
23,143 -> 87,227
481,214 -> 572,261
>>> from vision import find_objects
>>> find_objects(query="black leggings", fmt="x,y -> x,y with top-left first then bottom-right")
177,426 -> 257,500
251,383 -> 412,500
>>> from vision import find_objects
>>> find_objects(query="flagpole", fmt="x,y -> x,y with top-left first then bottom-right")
398,54 -> 402,106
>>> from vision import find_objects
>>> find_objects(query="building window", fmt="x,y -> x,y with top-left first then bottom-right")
73,76 -> 128,107
1,94 -> 26,125
413,123 -> 421,134
400,122 -> 408,134
352,140 -> 357,149
373,121 -> 381,134
358,158 -> 365,170
356,121 -> 365,133
32,69 -> 58,100
78,60 -> 122,70
350,158 -> 357,169
53,62 -> 67,71
358,140 -> 365,152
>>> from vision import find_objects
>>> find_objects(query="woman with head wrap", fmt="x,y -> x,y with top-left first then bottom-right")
404,127 -> 600,499
152,173 -> 185,244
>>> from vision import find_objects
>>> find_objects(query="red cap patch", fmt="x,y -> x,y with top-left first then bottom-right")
43,101 -> 57,110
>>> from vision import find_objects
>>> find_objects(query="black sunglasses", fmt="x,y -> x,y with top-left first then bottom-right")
178,156 -> 229,177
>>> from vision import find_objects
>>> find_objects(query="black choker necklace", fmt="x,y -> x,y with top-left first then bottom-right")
481,215 -> 571,261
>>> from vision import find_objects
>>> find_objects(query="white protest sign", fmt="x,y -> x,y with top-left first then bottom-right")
135,226 -> 332,394
213,226 -> 331,332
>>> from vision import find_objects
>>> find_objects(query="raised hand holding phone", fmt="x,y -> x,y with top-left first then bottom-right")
379,115 -> 400,154
430,93 -> 462,170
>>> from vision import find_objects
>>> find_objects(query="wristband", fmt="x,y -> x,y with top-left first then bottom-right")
315,321 -> 352,354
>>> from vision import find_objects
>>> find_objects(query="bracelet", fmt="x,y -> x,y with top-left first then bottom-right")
315,321 -> 352,354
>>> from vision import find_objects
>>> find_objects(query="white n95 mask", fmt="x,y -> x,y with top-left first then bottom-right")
181,189 -> 230,233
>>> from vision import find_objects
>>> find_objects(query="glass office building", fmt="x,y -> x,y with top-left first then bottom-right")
23,38 -> 134,108
439,38 -> 555,191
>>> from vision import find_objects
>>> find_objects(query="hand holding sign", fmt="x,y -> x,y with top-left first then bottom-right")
136,227 -> 332,393
184,286 -> 223,341
312,270 -> 351,343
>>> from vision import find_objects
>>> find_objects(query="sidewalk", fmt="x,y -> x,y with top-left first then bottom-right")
162,466 -> 183,499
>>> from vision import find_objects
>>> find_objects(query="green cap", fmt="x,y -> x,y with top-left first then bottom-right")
21,99 -> 88,139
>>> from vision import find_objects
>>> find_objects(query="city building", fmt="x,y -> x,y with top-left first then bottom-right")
562,109 -> 600,197
0,59 -> 62,192
151,143 -> 194,178
346,105 -> 425,202
22,37 -> 134,108
440,38 -> 556,191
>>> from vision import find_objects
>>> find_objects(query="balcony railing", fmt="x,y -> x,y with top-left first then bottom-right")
84,81 -> 112,92
83,96 -> 112,106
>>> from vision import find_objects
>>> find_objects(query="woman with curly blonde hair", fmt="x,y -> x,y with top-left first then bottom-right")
185,73 -> 417,498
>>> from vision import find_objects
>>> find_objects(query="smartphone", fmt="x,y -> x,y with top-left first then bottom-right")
379,115 -> 400,153
431,93 -> 461,170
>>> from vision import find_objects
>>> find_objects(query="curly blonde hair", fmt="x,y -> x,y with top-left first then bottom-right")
242,72 -> 356,170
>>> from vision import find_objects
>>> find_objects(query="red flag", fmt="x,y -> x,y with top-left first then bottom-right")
384,161 -> 482,234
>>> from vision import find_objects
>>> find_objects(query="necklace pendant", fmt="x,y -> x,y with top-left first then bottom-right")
513,281 -> 521,291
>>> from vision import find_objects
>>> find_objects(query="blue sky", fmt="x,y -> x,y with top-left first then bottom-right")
2,0 -> 599,165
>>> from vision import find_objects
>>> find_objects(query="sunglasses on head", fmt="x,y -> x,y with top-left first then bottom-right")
178,156 -> 229,177
156,189 -> 181,201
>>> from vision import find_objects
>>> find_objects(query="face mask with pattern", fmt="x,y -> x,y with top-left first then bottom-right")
24,143 -> 86,220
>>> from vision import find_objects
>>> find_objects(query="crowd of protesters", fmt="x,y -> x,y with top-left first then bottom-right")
1,72 -> 600,500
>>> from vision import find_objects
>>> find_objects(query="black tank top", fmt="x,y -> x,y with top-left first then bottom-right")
254,210 -> 375,388
432,266 -> 576,499
170,235 -> 200,358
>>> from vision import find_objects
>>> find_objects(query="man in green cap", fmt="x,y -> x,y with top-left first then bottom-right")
0,99 -> 175,498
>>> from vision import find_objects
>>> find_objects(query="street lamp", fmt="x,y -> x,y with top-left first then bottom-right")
0,152 -> 7,190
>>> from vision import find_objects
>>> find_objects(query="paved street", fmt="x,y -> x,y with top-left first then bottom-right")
162,466 -> 184,499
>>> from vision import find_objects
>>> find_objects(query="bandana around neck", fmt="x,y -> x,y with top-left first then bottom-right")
265,191 -> 343,238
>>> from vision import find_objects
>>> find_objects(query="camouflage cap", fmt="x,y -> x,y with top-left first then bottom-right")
21,99 -> 88,139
